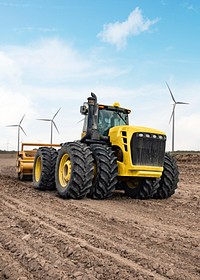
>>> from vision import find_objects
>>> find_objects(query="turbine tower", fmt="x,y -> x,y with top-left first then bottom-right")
37,108 -> 61,144
166,82 -> 189,152
7,114 -> 27,153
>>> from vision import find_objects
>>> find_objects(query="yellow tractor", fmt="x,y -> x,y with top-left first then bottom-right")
33,93 -> 179,199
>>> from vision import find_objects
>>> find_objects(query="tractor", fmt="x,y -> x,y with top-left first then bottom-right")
33,93 -> 179,199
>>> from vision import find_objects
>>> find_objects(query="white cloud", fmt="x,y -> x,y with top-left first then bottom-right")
0,38 -> 130,150
1,38 -> 130,86
13,27 -> 61,34
176,113 -> 200,151
0,2 -> 31,8
0,38 -> 199,151
0,51 -> 21,84
2,39 -> 91,84
97,7 -> 159,49
0,87 -> 33,126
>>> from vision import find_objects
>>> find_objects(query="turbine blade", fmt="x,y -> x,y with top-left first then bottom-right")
6,124 -> 18,127
19,114 -> 26,125
52,121 -> 60,134
169,105 -> 175,124
166,82 -> 176,103
19,125 -> 27,136
37,118 -> 51,121
53,107 -> 61,120
176,102 -> 189,105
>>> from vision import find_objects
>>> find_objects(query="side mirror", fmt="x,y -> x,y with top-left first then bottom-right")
80,103 -> 88,115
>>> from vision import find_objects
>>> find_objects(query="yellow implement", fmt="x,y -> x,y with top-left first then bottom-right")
16,142 -> 60,180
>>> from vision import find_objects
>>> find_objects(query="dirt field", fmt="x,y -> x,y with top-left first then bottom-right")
0,153 -> 199,280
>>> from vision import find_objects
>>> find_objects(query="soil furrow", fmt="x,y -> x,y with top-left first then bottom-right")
0,153 -> 200,280
1,193 -> 199,280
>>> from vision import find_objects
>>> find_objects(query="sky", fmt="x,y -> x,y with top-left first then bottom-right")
0,0 -> 200,151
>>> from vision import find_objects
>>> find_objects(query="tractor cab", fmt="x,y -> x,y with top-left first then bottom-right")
97,104 -> 130,136
80,93 -> 131,140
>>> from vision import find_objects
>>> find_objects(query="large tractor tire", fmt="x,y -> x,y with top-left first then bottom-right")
122,178 -> 159,199
55,142 -> 94,199
152,153 -> 179,199
89,144 -> 118,199
33,147 -> 58,191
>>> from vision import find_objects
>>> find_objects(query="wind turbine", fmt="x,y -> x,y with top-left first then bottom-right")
7,114 -> 27,153
166,82 -> 189,152
37,108 -> 61,144
5,141 -> 10,151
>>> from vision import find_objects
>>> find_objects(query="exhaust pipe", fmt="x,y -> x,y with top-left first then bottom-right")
81,93 -> 108,143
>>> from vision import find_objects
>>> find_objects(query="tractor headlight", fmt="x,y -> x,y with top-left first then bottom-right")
138,133 -> 144,137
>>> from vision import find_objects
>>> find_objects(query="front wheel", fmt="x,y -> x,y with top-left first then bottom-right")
152,153 -> 179,199
122,178 -> 159,199
55,142 -> 94,199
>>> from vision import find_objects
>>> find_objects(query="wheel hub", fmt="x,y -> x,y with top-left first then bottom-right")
59,154 -> 71,187
35,156 -> 42,182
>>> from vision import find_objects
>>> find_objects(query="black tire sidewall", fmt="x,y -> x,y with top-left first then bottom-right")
33,147 -> 57,191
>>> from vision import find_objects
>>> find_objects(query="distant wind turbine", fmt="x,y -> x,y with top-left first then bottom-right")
5,141 -> 10,151
7,114 -> 27,153
166,82 -> 189,152
37,108 -> 61,144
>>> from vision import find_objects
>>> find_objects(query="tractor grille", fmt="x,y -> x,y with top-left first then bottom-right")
131,132 -> 166,167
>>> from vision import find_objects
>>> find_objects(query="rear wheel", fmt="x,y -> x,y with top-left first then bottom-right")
152,153 -> 179,199
33,147 -> 58,190
55,142 -> 94,199
123,178 -> 159,199
89,144 -> 118,199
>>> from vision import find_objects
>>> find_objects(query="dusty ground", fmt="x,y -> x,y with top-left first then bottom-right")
0,152 -> 199,280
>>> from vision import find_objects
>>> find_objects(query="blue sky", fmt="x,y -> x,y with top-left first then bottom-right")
0,0 -> 200,151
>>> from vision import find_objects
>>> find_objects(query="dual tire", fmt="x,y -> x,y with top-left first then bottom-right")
122,153 -> 179,199
152,153 -> 179,199
89,144 -> 118,199
55,142 -> 94,199
33,147 -> 58,191
33,146 -> 178,200
33,142 -> 118,199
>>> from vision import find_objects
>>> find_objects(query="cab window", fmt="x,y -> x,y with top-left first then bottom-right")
98,109 -> 128,136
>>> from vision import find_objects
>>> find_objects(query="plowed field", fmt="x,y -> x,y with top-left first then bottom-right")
0,153 -> 199,280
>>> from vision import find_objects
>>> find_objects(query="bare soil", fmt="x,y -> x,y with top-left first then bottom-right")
0,153 -> 199,280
